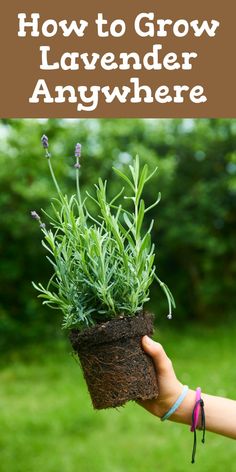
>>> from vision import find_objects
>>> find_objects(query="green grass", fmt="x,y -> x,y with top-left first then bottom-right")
1,324 -> 236,472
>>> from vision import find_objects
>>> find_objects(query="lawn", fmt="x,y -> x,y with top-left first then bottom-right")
1,324 -> 236,472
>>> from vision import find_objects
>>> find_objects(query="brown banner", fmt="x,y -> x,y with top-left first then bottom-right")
0,0 -> 235,117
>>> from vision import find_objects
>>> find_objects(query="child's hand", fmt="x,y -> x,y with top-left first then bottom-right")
137,336 -> 184,418
138,336 -> 236,439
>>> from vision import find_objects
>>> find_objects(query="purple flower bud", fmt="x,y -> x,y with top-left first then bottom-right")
75,143 -> 82,158
74,162 -> 81,169
40,223 -> 46,229
41,134 -> 49,149
31,211 -> 40,221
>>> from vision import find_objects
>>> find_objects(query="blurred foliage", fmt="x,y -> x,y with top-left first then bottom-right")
0,118 -> 236,348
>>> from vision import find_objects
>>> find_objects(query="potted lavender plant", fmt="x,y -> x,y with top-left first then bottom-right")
32,135 -> 175,409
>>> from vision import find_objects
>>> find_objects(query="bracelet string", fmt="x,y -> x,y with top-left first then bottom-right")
191,397 -> 206,464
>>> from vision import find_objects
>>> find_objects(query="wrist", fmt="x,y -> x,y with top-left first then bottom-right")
169,389 -> 196,424
161,385 -> 190,422
154,381 -> 182,418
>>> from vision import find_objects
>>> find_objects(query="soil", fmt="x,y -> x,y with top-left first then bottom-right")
69,312 -> 158,410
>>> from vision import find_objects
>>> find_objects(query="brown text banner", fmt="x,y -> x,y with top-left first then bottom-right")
0,0 -> 235,117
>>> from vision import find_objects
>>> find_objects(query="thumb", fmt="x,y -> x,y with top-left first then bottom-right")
142,336 -> 173,375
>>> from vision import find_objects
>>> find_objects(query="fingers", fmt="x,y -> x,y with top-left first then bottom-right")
142,335 -> 173,375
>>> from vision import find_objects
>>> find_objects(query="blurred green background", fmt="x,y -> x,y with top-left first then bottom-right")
0,118 -> 236,471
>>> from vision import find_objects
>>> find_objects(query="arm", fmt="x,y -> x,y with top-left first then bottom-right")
138,336 -> 236,440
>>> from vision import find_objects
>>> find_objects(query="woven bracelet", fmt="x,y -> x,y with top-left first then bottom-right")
191,388 -> 206,464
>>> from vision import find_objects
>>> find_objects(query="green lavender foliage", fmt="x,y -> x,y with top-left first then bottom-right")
33,155 -> 175,330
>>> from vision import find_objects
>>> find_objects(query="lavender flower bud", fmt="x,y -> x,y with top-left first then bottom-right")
75,143 -> 82,158
31,211 -> 40,221
41,135 -> 49,149
40,223 -> 46,229
74,162 -> 81,169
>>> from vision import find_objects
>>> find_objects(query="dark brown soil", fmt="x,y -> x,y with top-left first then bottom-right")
69,312 -> 158,410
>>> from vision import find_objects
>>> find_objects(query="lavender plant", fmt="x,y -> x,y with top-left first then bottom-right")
32,136 -> 175,330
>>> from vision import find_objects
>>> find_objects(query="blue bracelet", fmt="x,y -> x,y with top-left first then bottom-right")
161,385 -> 189,421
